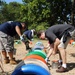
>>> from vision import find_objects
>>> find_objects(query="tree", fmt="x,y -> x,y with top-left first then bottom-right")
21,0 -> 50,30
5,2 -> 22,21
0,2 -> 22,23
0,0 -> 73,30
46,0 -> 72,24
21,0 -> 73,29
0,0 -> 7,23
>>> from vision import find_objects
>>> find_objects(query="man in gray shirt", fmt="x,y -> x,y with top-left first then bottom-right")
37,24 -> 75,73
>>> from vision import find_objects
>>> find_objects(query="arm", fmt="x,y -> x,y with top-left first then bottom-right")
45,43 -> 54,62
15,26 -> 22,36
47,43 -> 54,57
15,26 -> 25,44
47,48 -> 53,57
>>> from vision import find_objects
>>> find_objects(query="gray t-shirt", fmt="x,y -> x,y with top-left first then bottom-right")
45,24 -> 75,44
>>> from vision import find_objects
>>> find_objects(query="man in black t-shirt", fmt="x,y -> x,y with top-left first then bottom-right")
37,24 -> 75,73
0,21 -> 27,64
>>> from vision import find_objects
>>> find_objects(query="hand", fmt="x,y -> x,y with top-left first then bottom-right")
45,57 -> 48,63
29,41 -> 32,44
20,36 -> 24,42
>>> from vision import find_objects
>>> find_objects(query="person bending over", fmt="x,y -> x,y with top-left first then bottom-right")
37,24 -> 75,73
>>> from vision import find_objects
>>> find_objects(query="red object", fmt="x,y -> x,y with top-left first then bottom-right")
69,40 -> 74,44
52,60 -> 58,62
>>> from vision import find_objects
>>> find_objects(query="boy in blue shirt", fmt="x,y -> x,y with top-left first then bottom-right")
22,29 -> 36,50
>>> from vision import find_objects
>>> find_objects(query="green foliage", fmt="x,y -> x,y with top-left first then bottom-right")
21,0 -> 51,27
46,0 -> 72,24
36,22 -> 49,31
0,1 -> 7,23
0,0 -> 73,27
0,1 -> 22,23
28,22 -> 49,31
6,2 -> 22,21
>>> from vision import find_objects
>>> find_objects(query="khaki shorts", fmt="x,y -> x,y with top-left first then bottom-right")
0,31 -> 14,52
58,30 -> 75,49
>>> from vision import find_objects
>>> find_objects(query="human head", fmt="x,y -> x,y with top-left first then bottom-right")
37,30 -> 45,40
21,22 -> 28,30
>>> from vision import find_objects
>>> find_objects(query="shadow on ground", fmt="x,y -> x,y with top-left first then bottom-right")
70,53 -> 75,57
16,59 -> 22,64
67,63 -> 75,71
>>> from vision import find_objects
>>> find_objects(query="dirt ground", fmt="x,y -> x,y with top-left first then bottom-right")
0,40 -> 75,75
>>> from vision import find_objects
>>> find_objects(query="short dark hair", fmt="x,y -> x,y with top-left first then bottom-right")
21,22 -> 28,30
37,30 -> 44,38
21,22 -> 28,25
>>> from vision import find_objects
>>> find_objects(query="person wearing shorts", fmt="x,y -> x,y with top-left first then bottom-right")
37,24 -> 75,73
0,21 -> 27,64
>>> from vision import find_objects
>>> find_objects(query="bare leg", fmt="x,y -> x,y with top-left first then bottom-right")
58,47 -> 66,64
58,51 -> 62,60
56,47 -> 67,72
2,51 -> 7,59
2,50 -> 14,59
8,51 -> 17,64
2,51 -> 9,63
8,51 -> 13,59
47,43 -> 54,58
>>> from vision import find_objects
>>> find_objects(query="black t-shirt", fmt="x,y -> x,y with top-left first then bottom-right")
45,24 -> 75,44
0,21 -> 22,37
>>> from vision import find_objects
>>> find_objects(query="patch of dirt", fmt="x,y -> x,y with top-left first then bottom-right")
0,40 -> 75,75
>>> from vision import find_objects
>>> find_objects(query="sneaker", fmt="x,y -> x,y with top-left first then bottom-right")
10,58 -> 17,65
4,57 -> 9,64
56,66 -> 68,73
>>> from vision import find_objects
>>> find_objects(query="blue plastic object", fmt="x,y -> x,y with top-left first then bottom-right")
22,64 -> 50,75
12,64 -> 51,75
